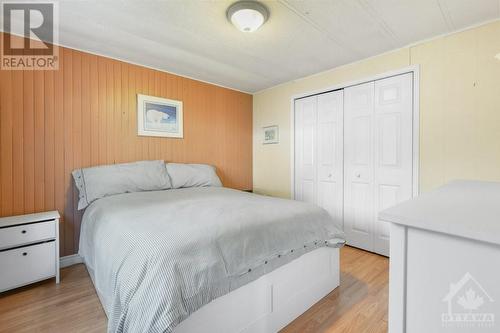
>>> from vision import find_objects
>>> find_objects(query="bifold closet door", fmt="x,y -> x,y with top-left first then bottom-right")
316,92 -> 344,222
344,82 -> 375,252
294,96 -> 317,204
344,73 -> 413,256
373,73 -> 413,255
294,91 -> 343,222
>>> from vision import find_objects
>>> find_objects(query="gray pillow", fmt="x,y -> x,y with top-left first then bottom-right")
166,163 -> 222,189
72,160 -> 172,210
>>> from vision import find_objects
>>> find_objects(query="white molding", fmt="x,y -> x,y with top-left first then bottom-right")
60,254 -> 83,268
412,67 -> 420,196
290,65 -> 420,199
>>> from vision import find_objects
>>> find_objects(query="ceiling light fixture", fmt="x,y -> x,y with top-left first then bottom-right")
495,53 -> 500,61
227,1 -> 269,33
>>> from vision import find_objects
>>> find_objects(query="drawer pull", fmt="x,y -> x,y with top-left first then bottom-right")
22,252 -> 27,256
21,230 -> 27,234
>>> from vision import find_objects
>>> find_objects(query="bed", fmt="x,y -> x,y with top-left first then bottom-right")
76,162 -> 345,333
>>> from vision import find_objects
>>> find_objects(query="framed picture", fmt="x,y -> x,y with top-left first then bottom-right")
263,125 -> 279,144
137,94 -> 183,138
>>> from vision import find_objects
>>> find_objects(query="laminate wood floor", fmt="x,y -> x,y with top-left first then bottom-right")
0,246 -> 388,333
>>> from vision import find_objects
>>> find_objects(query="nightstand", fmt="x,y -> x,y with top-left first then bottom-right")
0,211 -> 60,292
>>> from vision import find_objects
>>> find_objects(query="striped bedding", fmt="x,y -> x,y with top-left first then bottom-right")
79,187 -> 345,333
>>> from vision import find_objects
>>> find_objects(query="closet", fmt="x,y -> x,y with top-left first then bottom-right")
294,72 -> 415,256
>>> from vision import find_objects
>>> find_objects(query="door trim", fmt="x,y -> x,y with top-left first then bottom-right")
290,65 -> 420,200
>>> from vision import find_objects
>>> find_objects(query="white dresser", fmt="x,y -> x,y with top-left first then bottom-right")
0,211 -> 60,292
380,180 -> 500,333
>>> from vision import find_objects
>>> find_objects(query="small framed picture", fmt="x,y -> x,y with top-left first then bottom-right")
263,125 -> 279,144
137,94 -> 183,138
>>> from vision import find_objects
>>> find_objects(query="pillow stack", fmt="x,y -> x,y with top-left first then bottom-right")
72,160 -> 222,210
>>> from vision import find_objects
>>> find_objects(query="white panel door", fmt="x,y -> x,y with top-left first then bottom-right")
373,73 -> 413,256
294,96 -> 317,204
316,91 -> 344,223
343,82 -> 375,252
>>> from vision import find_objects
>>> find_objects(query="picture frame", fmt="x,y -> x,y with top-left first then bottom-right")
262,125 -> 279,144
137,94 -> 183,138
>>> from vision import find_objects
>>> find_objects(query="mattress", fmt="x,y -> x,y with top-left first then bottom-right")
79,187 -> 344,333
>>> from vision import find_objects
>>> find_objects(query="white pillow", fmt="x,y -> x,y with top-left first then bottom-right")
72,160 -> 172,210
166,163 -> 222,189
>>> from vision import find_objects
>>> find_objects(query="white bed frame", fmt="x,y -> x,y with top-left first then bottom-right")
87,247 -> 340,333
174,247 -> 340,333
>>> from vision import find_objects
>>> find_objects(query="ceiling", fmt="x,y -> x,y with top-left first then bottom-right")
55,0 -> 500,93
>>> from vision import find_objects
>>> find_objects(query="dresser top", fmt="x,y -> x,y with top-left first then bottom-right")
0,211 -> 60,228
379,180 -> 500,246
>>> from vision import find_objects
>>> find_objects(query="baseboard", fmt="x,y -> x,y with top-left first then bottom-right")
60,254 -> 83,268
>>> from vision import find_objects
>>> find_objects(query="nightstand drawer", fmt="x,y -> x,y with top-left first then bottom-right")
0,220 -> 56,250
0,241 -> 56,292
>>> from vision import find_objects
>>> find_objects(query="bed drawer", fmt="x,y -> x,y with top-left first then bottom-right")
0,220 -> 56,250
0,241 -> 56,292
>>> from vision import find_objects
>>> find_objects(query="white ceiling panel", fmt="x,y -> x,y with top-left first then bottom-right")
283,0 -> 398,57
362,0 -> 450,44
438,0 -> 500,29
47,0 -> 500,92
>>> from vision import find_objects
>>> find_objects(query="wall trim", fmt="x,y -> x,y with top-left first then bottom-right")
60,254 -> 83,268
290,65 -> 421,200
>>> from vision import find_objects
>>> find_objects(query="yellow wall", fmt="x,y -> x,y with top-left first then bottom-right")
253,20 -> 500,198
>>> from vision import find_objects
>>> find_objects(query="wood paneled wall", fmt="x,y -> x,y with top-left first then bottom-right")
0,34 -> 252,256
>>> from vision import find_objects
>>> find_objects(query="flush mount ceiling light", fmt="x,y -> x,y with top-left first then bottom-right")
495,53 -> 500,61
227,1 -> 269,32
